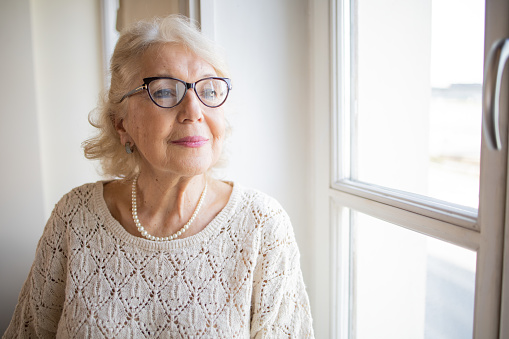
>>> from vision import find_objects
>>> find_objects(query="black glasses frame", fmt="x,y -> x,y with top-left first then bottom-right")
119,76 -> 232,108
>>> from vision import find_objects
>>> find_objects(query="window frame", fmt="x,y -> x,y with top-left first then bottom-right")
309,0 -> 509,338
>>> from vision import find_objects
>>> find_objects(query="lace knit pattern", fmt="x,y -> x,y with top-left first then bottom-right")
4,182 -> 314,338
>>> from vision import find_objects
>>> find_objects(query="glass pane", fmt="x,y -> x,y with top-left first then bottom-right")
352,211 -> 476,339
352,212 -> 476,339
352,0 -> 485,209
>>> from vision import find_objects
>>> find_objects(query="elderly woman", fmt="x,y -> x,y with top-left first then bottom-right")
4,15 -> 313,338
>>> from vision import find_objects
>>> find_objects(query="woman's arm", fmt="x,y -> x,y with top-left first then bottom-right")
3,209 -> 68,338
250,208 -> 314,338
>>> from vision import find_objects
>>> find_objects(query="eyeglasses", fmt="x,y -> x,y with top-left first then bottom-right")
119,76 -> 232,108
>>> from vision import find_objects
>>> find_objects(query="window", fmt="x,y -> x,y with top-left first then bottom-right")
310,0 -> 509,338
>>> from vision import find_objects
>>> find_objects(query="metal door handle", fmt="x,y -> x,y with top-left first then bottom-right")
483,38 -> 509,150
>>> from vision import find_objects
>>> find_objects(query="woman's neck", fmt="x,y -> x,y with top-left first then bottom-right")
136,171 -> 207,223
103,171 -> 232,240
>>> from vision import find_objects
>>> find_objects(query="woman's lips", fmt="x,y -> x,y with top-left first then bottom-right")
171,136 -> 209,148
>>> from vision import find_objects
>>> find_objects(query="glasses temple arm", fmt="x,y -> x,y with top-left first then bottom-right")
119,84 -> 146,103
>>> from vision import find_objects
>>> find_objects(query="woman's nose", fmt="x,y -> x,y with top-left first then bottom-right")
177,89 -> 204,123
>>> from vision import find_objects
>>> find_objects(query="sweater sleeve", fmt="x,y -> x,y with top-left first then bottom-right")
250,207 -> 314,338
3,207 -> 68,338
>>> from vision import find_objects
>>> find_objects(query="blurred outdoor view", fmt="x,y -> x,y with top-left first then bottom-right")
354,212 -> 476,339
427,0 -> 484,210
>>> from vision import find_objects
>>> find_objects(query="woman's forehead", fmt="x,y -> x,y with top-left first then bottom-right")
139,43 -> 217,80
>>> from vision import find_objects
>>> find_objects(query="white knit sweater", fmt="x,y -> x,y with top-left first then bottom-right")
4,182 -> 314,338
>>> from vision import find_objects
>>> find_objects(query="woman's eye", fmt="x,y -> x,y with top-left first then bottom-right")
152,88 -> 175,99
201,88 -> 217,100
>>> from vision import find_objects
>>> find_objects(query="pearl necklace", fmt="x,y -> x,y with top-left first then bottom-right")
131,175 -> 208,242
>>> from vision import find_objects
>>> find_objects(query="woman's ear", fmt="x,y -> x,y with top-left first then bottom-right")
114,116 -> 131,145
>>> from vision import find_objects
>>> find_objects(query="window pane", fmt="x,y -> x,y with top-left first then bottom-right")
352,0 -> 485,209
352,211 -> 476,339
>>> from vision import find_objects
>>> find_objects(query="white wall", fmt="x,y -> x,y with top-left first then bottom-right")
0,0 -> 314,333
31,0 -> 103,215
0,0 -> 102,332
0,0 -> 45,330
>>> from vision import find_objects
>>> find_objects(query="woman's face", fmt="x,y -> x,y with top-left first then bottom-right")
119,43 -> 226,178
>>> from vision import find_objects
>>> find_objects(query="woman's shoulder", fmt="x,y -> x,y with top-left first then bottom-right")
231,183 -> 291,228
234,183 -> 284,211
231,183 -> 297,251
52,181 -> 104,216
39,181 -> 106,244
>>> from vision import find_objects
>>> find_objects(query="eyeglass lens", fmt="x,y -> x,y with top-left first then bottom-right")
148,78 -> 229,108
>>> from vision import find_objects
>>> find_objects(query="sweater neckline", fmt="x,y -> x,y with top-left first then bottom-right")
93,180 -> 240,251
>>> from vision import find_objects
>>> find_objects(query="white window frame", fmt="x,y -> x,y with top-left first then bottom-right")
309,0 -> 509,338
